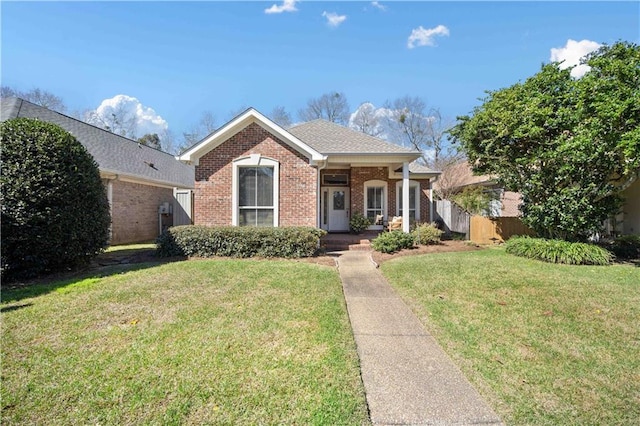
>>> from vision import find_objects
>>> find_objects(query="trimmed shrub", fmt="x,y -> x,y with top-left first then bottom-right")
605,235 -> 640,260
350,212 -> 372,234
505,236 -> 612,265
372,231 -> 415,254
156,226 -> 327,258
1,118 -> 111,279
412,222 -> 443,245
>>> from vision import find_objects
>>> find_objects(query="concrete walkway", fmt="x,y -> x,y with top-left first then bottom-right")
336,250 -> 503,426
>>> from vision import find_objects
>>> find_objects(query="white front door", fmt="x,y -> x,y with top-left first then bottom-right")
328,188 -> 350,232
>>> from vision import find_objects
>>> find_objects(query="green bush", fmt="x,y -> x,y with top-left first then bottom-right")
350,212 -> 372,234
605,235 -> 640,260
1,118 -> 111,279
156,226 -> 327,258
505,236 -> 612,265
412,222 -> 444,245
372,231 -> 415,254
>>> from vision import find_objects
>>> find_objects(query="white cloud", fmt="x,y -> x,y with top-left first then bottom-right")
322,11 -> 347,27
87,94 -> 168,139
265,0 -> 298,14
550,39 -> 601,78
371,1 -> 386,11
407,24 -> 450,49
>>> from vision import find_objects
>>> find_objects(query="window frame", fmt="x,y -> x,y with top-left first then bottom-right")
232,155 -> 279,227
364,179 -> 388,229
396,180 -> 420,222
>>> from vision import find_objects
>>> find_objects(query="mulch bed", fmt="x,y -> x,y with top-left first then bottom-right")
370,240 -> 482,265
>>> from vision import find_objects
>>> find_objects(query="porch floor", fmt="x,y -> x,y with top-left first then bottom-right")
320,231 -> 382,252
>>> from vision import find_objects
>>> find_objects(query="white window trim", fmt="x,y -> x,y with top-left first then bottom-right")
232,154 -> 279,227
364,179 -> 388,229
396,180 -> 420,222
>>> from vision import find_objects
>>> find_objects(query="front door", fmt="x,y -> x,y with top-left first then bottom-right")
327,188 -> 349,232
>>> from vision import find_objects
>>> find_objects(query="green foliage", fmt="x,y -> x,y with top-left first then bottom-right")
1,118 -> 110,279
137,133 -> 161,149
451,186 -> 497,215
156,225 -> 326,258
412,222 -> 444,245
349,212 -> 372,234
372,231 -> 415,253
450,41 -> 640,241
505,236 -> 612,265
604,235 -> 640,260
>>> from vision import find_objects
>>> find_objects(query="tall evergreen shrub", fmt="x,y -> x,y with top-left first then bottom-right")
1,118 -> 111,279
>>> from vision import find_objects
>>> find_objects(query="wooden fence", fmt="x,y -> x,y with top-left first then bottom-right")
433,200 -> 470,238
470,216 -> 534,245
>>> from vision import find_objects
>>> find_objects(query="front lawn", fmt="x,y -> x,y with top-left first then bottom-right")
1,259 -> 369,425
381,248 -> 640,425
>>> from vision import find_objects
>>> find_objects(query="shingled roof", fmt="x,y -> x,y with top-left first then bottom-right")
1,97 -> 194,188
288,119 -> 419,155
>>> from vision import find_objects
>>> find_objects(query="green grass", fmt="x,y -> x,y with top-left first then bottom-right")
381,248 -> 640,425
105,242 -> 156,252
1,260 -> 369,425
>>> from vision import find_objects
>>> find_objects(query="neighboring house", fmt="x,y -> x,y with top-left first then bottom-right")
178,108 -> 440,232
433,160 -> 521,217
1,97 -> 195,245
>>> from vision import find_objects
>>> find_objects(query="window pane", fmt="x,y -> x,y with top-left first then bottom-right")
367,187 -> 383,209
239,168 -> 256,207
239,209 -> 255,226
256,167 -> 273,206
256,209 -> 274,227
333,190 -> 345,210
399,185 -> 417,213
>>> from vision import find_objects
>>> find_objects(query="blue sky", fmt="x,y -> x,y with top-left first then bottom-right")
2,1 -> 638,145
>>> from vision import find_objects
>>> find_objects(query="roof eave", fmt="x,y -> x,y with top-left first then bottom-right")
178,108 -> 325,165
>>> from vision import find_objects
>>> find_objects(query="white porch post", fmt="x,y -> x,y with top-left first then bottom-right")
402,162 -> 410,233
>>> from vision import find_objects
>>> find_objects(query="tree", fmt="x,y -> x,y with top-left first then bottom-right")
298,92 -> 350,124
84,105 -> 137,138
450,41 -> 640,241
1,118 -> 111,279
269,105 -> 292,128
137,133 -> 161,150
350,102 -> 383,136
0,86 -> 66,112
383,96 -> 452,165
180,110 -> 218,152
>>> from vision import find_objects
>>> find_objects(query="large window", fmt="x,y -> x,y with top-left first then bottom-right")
364,180 -> 388,226
233,156 -> 279,227
396,180 -> 420,221
239,167 -> 274,226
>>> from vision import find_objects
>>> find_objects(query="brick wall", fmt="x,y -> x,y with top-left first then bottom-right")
110,180 -> 174,244
349,166 -> 431,222
194,122 -> 317,227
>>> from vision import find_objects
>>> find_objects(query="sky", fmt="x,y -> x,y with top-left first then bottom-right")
1,1 -> 638,149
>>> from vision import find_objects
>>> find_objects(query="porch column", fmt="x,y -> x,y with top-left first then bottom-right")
402,162 -> 410,233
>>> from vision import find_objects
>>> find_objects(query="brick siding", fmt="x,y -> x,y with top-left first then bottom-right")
349,166 -> 432,222
194,122 -> 317,227
110,180 -> 174,244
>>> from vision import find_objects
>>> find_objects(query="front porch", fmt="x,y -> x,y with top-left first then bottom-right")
320,231 -> 382,252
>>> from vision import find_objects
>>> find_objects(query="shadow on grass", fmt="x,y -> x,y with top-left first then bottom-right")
1,251 -> 186,304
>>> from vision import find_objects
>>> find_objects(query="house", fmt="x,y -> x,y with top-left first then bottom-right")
433,160 -> 521,217
0,97 -> 195,245
178,108 -> 440,232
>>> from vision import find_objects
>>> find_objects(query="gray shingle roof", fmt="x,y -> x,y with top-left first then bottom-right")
1,98 -> 194,188
288,119 -> 420,155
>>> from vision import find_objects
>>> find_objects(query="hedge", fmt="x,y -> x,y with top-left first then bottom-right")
505,236 -> 612,265
1,118 -> 110,279
156,225 -> 327,258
